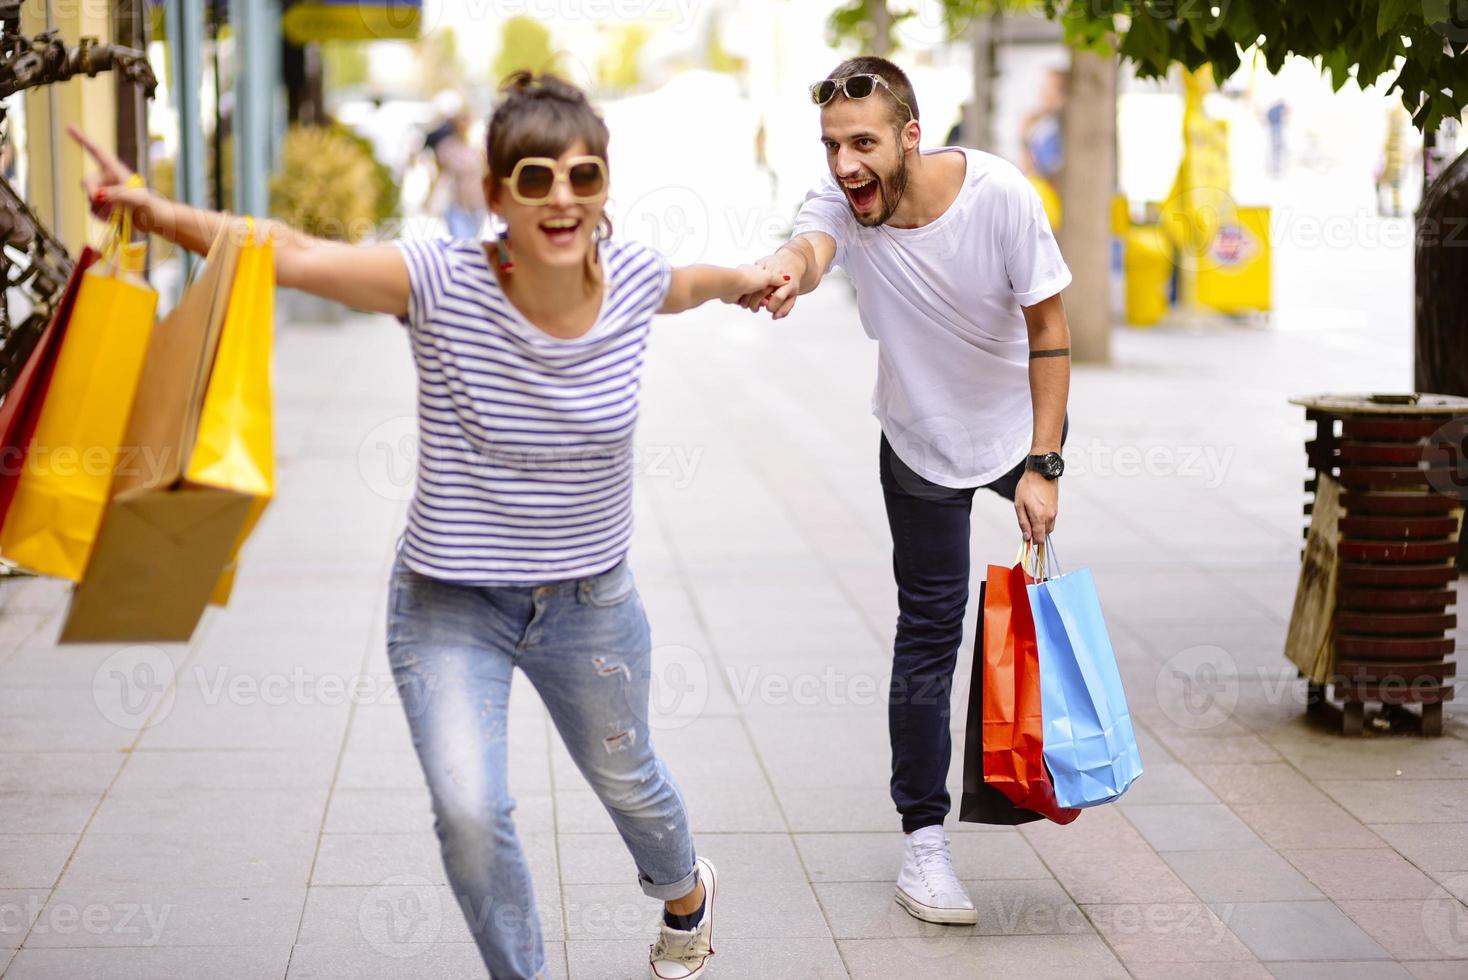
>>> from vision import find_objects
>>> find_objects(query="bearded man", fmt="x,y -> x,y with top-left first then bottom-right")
743,56 -> 1074,925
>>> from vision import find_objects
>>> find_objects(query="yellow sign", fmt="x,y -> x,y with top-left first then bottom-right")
282,3 -> 422,44
1157,67 -> 1272,316
1196,206 -> 1271,315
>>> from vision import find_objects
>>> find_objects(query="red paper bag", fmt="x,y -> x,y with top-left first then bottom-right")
981,555 -> 1080,825
0,248 -> 99,527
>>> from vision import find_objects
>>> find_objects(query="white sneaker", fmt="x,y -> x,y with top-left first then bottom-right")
649,857 -> 717,979
895,826 -> 978,925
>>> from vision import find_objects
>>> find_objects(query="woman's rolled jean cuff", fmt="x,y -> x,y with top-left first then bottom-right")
639,861 -> 699,902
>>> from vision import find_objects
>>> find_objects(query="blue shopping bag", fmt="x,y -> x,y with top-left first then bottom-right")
1028,543 -> 1143,808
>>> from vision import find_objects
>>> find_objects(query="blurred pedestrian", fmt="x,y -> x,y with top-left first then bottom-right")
425,90 -> 488,238
1265,99 -> 1288,177
1020,68 -> 1066,181
1376,104 -> 1412,218
73,71 -> 786,980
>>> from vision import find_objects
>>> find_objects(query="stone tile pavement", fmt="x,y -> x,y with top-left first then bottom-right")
2,255 -> 1467,978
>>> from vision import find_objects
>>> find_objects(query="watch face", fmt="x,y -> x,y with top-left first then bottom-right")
1032,453 -> 1064,478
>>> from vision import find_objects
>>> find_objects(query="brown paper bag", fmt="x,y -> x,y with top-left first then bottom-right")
108,227 -> 240,498
1285,474 -> 1341,684
59,490 -> 251,642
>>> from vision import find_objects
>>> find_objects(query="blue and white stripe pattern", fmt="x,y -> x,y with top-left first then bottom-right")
394,237 -> 670,584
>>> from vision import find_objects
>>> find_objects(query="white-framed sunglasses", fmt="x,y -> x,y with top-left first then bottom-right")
503,155 -> 608,206
809,74 -> 915,122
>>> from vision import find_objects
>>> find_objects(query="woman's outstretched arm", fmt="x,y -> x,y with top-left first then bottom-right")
660,263 -> 787,315
70,125 -> 410,318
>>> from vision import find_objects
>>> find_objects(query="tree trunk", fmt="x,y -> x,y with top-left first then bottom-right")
283,39 -> 325,126
963,10 -> 999,152
869,1 -> 891,56
112,0 -> 148,176
1056,50 -> 1117,365
1413,145 -> 1468,569
1415,146 -> 1468,397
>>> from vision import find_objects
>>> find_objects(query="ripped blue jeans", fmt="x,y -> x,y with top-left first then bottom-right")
386,556 -> 698,980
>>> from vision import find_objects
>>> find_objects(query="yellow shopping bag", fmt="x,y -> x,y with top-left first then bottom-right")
60,222 -> 250,643
185,218 -> 275,605
0,185 -> 157,580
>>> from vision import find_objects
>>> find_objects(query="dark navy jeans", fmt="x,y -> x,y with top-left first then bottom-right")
879,422 -> 1066,833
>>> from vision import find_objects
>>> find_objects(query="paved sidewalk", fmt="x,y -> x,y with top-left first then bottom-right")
2,249 -> 1466,979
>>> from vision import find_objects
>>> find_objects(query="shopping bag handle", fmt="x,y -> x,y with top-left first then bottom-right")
1015,539 -> 1047,581
178,215 -> 261,290
102,174 -> 147,277
1043,535 -> 1064,577
1015,536 -> 1064,582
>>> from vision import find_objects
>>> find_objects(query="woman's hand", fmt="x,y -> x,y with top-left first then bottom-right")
67,125 -> 154,222
720,263 -> 788,305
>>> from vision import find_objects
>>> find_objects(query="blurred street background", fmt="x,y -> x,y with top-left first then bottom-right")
3,1 -> 1467,978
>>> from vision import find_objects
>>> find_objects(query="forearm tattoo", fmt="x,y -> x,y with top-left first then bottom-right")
1029,347 -> 1071,359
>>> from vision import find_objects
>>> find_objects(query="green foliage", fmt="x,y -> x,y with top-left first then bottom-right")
828,0 -> 904,51
327,121 -> 400,227
493,16 -> 562,84
831,1 -> 1467,130
1046,0 -> 1466,131
269,125 -> 382,242
827,1 -> 1035,52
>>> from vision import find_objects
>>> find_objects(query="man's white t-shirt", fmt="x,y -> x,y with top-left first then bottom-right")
791,147 -> 1071,488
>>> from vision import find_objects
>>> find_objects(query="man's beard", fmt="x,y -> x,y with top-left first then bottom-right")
850,152 -> 910,228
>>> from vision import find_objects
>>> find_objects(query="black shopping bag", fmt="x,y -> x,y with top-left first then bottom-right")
958,581 -> 1046,826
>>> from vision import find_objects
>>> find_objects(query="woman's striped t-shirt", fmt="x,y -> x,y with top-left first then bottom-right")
394,237 -> 670,585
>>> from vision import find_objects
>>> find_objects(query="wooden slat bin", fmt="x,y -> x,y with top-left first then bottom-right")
1290,394 -> 1467,736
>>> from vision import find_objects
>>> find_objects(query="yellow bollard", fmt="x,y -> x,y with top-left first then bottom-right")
1123,225 -> 1173,327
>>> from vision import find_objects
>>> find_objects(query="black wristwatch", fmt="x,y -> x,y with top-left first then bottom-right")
1026,452 -> 1065,480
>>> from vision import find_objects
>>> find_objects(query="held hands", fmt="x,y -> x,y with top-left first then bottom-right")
67,125 -> 154,222
737,251 -> 803,319
720,263 -> 789,305
1015,469 -> 1059,544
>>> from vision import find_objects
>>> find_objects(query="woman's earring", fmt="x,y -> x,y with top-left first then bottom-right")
495,231 -> 514,274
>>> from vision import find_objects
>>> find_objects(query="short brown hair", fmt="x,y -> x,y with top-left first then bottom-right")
824,56 -> 920,130
487,72 -> 610,180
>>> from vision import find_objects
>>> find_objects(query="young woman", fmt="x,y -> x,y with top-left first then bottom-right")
73,73 -> 779,980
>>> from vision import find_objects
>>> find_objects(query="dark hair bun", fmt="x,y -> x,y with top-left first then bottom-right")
498,71 -> 584,104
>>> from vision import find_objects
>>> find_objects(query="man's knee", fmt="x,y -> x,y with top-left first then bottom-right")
895,587 -> 967,644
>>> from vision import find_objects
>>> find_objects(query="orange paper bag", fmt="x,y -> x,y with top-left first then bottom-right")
980,547 -> 1080,825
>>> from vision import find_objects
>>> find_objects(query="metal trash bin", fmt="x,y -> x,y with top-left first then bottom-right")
1289,393 -> 1468,735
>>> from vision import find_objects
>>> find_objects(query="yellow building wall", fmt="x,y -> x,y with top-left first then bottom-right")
22,1 -> 117,255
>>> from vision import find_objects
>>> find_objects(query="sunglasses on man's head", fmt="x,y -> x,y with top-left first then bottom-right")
504,156 -> 607,206
809,74 -> 914,122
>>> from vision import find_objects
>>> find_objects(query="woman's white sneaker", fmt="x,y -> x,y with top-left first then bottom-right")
894,826 -> 978,925
649,857 -> 717,979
